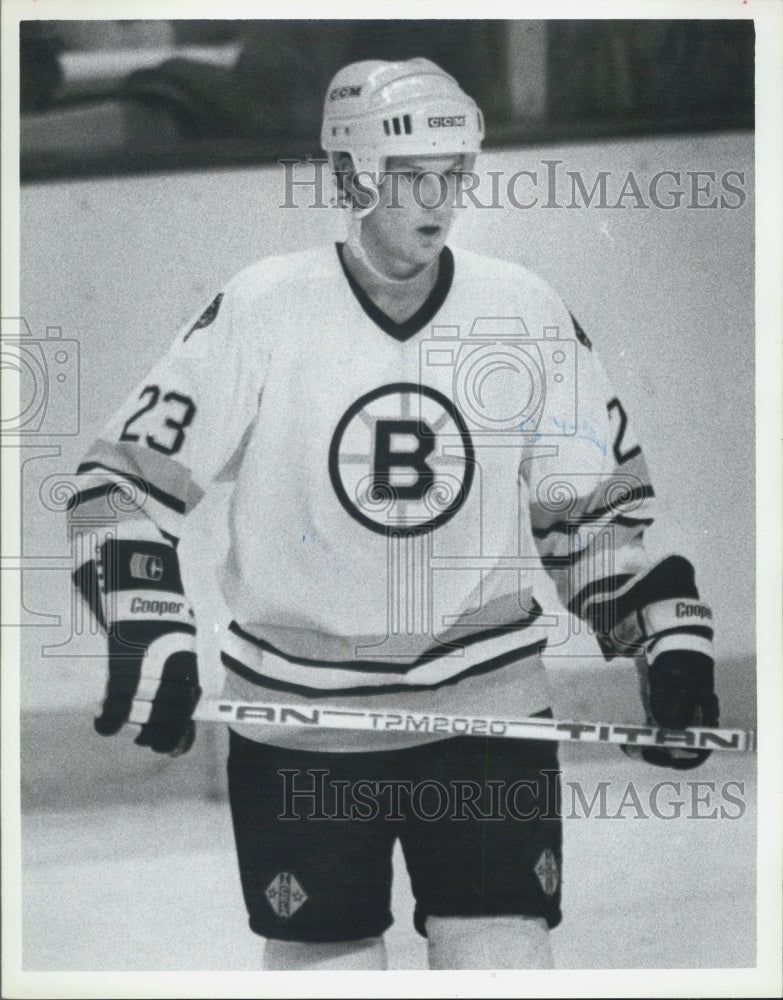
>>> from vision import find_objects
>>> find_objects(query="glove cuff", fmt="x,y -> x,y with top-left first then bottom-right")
110,591 -> 193,629
642,598 -> 714,666
110,617 -> 196,657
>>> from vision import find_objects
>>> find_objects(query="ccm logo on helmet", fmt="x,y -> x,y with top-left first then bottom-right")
675,602 -> 712,620
330,85 -> 362,100
428,116 -> 466,128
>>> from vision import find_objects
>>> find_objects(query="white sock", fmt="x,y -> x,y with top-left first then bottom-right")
426,914 -> 554,970
263,935 -> 388,970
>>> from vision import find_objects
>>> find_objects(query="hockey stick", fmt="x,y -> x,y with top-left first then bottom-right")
194,699 -> 756,753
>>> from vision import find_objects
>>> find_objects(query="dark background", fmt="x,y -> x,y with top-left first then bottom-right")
21,18 -> 754,181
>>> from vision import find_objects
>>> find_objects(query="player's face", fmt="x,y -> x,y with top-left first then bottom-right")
360,154 -> 466,279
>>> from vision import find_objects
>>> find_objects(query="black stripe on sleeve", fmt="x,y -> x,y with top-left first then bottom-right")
66,480 -> 181,545
614,515 -> 655,530
66,484 -> 119,511
571,555 -> 700,636
532,485 -> 655,540
568,573 -> 636,620
75,462 -> 187,514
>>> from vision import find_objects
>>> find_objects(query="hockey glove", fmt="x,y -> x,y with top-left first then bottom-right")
622,649 -> 719,770
78,537 -> 201,756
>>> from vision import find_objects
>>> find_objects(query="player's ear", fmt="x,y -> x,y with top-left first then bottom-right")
331,151 -> 355,207
331,152 -> 377,215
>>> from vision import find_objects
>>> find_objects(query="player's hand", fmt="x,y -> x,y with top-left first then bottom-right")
95,620 -> 201,755
89,537 -> 201,755
622,650 -> 719,770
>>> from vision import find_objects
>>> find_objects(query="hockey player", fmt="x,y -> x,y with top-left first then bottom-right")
69,59 -> 719,970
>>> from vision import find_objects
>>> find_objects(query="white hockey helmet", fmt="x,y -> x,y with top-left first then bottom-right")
321,57 -> 485,182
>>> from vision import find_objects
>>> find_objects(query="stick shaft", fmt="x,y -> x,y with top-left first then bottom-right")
194,699 -> 755,753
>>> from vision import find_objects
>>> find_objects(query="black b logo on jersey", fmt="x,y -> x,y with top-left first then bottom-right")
329,383 -> 474,534
373,420 -> 435,501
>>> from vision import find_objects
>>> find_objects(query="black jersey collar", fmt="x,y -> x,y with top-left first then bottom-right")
336,242 -> 454,342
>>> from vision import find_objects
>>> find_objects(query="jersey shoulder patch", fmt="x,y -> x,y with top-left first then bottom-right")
183,293 -> 224,341
569,312 -> 593,350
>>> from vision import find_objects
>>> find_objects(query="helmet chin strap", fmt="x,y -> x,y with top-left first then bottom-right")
345,210 -> 439,288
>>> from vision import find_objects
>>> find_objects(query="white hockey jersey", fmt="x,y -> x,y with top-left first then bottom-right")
70,243 -> 714,749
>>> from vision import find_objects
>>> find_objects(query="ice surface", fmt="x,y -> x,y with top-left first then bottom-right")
21,747 -> 756,972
